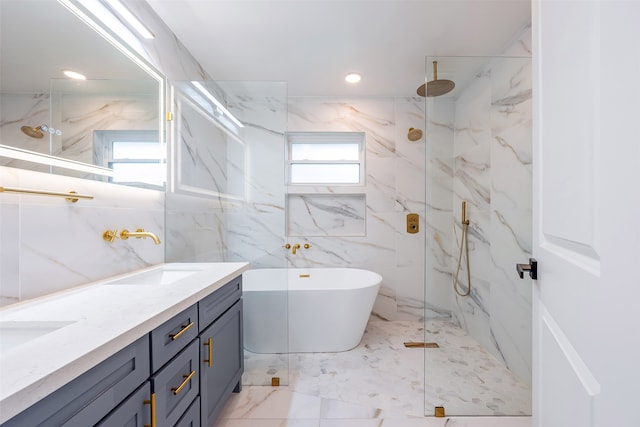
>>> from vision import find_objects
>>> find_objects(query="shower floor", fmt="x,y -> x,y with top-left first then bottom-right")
238,319 -> 531,418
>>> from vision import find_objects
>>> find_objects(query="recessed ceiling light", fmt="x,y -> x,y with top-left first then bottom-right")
62,69 -> 87,80
345,73 -> 362,84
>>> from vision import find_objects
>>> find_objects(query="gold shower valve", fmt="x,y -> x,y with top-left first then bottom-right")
406,213 -> 419,234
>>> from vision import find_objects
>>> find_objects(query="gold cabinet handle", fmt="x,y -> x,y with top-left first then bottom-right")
169,321 -> 194,341
171,370 -> 196,395
203,337 -> 213,368
144,392 -> 156,427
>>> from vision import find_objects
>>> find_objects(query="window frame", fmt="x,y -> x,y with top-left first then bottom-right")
93,129 -> 164,188
286,132 -> 365,186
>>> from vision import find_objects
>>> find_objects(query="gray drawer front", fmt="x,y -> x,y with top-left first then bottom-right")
200,299 -> 243,427
198,275 -> 242,331
151,304 -> 198,371
2,335 -> 150,427
97,382 -> 150,427
175,396 -> 200,427
151,338 -> 200,427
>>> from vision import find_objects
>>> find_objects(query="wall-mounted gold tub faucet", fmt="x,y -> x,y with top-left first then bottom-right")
283,243 -> 312,254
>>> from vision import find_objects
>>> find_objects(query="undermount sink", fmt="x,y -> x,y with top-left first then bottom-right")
106,265 -> 209,285
0,321 -> 77,353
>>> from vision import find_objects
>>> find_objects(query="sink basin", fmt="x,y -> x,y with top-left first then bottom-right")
0,321 -> 76,353
106,265 -> 209,285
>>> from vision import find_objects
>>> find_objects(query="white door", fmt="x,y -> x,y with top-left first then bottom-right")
532,1 -> 640,426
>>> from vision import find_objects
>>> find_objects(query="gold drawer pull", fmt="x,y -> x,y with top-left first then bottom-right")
144,392 -> 156,427
203,337 -> 213,368
169,321 -> 194,341
171,370 -> 196,395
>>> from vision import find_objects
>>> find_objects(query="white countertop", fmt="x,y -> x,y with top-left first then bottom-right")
0,262 -> 250,424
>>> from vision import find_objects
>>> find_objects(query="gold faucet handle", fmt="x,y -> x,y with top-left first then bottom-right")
103,229 -> 119,243
283,243 -> 291,249
303,243 -> 311,249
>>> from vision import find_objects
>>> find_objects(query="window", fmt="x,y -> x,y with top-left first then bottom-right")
93,130 -> 164,187
287,132 -> 365,185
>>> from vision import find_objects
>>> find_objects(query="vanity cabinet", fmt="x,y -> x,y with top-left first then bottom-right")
1,335 -> 150,427
1,275 -> 243,427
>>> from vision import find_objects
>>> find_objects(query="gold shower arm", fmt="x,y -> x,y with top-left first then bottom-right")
0,186 -> 94,202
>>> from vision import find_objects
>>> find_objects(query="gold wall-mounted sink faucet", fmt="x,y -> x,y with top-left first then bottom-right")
103,229 -> 161,245
120,229 -> 161,245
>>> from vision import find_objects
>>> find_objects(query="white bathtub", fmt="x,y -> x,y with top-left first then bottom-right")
242,268 -> 382,353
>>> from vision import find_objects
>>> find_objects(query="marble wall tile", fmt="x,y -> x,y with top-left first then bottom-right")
175,99 -> 229,194
443,35 -> 532,384
287,194 -> 366,237
0,166 -> 164,303
453,72 -> 492,157
0,199 -> 20,305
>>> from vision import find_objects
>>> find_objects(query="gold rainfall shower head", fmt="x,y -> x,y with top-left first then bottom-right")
407,127 -> 423,141
417,61 -> 456,97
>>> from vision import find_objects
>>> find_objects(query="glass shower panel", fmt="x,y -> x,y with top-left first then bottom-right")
217,81 -> 291,387
423,56 -> 532,416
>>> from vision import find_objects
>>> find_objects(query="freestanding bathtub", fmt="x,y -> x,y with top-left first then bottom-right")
242,268 -> 382,353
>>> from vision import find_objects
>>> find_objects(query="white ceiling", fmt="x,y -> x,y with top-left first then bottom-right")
146,0 -> 531,97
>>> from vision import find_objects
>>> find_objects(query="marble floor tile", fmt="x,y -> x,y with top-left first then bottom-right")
226,319 -> 531,426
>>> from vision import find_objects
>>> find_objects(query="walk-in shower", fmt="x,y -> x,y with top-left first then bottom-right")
423,54 -> 533,416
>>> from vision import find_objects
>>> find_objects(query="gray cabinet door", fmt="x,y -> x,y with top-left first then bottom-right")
97,383 -> 150,427
151,338 -> 200,427
200,299 -> 243,427
2,335 -> 150,427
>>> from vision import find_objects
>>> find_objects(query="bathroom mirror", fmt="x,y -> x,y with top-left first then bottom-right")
0,0 -> 164,188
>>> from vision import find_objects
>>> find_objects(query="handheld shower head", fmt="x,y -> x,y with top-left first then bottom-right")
417,61 -> 456,97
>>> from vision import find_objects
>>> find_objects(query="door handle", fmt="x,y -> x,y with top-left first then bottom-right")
516,258 -> 537,280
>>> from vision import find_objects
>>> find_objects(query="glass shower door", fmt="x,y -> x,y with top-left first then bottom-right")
423,55 -> 533,416
217,81 -> 291,387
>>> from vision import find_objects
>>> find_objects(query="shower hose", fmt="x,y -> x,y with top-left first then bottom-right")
453,221 -> 472,297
